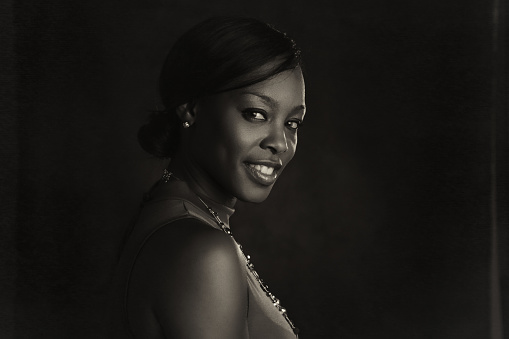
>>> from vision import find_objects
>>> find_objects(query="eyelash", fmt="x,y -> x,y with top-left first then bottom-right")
242,109 -> 303,131
242,109 -> 267,121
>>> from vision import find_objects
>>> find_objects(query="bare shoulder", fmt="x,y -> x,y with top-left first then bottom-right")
141,218 -> 239,264
128,218 -> 248,339
134,218 -> 244,294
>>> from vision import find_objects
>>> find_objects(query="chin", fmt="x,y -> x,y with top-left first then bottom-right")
235,185 -> 274,204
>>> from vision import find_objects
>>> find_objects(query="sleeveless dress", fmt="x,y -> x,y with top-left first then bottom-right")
110,178 -> 298,339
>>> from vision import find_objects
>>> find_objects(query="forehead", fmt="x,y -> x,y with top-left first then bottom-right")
234,68 -> 306,106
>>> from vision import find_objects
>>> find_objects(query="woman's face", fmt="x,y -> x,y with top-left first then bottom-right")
187,67 -> 306,203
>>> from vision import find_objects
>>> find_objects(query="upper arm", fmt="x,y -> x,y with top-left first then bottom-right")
127,218 -> 248,339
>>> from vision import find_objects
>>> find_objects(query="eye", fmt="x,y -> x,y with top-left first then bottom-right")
242,109 -> 267,121
286,120 -> 302,131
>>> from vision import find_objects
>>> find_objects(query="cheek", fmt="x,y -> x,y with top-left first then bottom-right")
218,121 -> 261,159
196,120 -> 258,174
285,133 -> 298,159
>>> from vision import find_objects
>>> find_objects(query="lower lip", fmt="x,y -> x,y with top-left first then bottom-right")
243,163 -> 278,186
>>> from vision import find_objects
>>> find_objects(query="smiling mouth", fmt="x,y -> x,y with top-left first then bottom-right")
244,162 -> 280,186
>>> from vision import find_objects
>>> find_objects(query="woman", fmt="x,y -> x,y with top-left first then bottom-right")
112,17 -> 306,338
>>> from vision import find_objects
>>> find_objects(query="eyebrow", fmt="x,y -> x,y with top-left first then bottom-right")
239,91 -> 306,112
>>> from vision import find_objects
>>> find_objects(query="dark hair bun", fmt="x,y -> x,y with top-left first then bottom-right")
137,110 -> 178,158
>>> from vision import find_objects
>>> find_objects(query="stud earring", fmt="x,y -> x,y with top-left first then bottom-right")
182,121 -> 190,128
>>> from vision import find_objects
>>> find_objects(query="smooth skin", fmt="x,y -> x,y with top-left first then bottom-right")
127,67 -> 306,338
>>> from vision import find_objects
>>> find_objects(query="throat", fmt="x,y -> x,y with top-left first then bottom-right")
167,157 -> 237,209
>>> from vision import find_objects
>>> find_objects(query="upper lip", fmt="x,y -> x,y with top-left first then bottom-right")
245,159 -> 283,170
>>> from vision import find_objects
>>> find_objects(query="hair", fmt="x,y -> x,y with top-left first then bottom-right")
138,16 -> 303,158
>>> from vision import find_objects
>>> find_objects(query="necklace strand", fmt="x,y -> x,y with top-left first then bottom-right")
162,169 -> 299,336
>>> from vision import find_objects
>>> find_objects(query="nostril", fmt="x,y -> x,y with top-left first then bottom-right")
275,146 -> 286,154
267,145 -> 287,155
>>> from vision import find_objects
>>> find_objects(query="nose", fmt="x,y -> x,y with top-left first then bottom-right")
260,126 -> 288,154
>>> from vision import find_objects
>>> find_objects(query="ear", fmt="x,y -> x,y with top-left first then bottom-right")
175,103 -> 196,125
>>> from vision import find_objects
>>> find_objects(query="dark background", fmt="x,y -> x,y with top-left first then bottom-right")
1,0 -> 507,338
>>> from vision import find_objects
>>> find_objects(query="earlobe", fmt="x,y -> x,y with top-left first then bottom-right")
176,103 -> 196,126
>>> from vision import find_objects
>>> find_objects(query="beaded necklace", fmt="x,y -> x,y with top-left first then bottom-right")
162,169 -> 299,336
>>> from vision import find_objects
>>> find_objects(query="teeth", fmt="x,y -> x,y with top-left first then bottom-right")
249,164 -> 275,176
262,166 -> 274,175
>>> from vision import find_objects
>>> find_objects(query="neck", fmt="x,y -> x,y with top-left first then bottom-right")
168,152 -> 237,209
